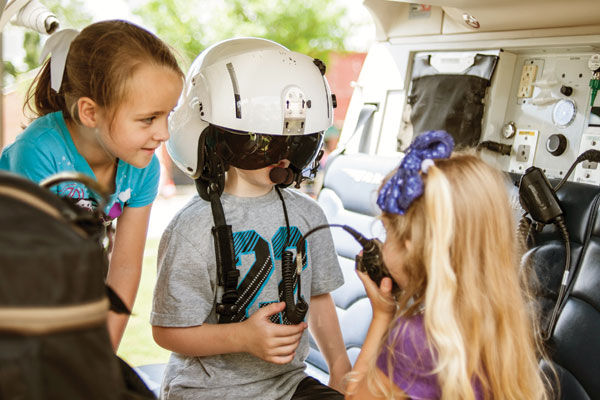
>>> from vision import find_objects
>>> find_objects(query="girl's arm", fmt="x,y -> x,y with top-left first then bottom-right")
345,273 -> 400,399
346,365 -> 404,399
345,311 -> 398,399
308,293 -> 352,393
106,204 -> 152,350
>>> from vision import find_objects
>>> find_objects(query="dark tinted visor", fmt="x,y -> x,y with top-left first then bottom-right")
214,127 -> 323,171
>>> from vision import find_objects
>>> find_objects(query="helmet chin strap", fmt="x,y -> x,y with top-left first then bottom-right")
192,128 -> 239,322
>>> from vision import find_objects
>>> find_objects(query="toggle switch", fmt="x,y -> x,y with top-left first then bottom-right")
560,85 -> 573,96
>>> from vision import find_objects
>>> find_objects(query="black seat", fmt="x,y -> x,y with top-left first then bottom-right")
508,173 -> 600,400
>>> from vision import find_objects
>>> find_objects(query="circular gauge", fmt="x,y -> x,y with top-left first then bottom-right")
552,99 -> 577,128
502,121 -> 517,139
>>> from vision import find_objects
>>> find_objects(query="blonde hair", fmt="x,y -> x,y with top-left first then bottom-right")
370,151 -> 550,399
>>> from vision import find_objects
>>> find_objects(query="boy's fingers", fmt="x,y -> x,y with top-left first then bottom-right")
271,342 -> 300,356
269,352 -> 296,365
271,321 -> 306,337
258,301 -> 286,318
273,331 -> 303,346
253,302 -> 286,321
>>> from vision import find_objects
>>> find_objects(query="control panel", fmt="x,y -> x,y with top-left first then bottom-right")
340,9 -> 600,189
479,50 -> 600,184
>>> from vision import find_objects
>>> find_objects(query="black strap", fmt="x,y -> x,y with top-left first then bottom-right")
207,190 -> 240,321
192,128 -> 240,322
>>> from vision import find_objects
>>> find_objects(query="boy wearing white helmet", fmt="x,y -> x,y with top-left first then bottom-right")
151,38 -> 351,399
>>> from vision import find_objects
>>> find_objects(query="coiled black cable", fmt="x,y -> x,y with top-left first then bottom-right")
517,214 -> 535,249
295,223 -> 396,290
275,187 -> 309,324
281,249 -> 308,324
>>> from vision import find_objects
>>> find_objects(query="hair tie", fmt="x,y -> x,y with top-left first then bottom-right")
421,158 -> 435,173
39,28 -> 79,92
377,130 -> 454,215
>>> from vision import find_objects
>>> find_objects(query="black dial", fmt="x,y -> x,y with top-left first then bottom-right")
546,134 -> 567,156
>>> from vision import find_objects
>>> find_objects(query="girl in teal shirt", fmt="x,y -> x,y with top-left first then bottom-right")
0,20 -> 183,350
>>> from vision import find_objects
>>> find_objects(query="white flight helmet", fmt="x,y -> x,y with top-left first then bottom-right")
167,37 -> 335,183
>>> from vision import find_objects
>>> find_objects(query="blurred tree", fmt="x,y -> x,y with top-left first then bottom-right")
22,31 -> 40,71
134,0 -> 350,70
132,0 -> 206,68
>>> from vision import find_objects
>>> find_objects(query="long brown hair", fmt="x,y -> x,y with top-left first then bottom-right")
373,151 -> 550,399
25,20 -> 183,123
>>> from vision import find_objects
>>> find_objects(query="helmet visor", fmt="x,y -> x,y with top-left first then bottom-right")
214,127 -> 323,171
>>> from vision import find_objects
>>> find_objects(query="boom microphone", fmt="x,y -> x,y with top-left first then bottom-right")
269,167 -> 294,185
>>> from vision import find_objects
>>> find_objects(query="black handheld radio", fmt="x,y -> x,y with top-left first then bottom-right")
297,224 -> 398,291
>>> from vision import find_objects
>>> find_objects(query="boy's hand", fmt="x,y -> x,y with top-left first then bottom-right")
240,301 -> 307,364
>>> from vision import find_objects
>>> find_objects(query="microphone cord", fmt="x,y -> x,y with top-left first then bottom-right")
275,187 -> 308,324
542,150 -> 600,337
520,151 -> 600,340
554,149 -> 600,192
542,216 -> 570,341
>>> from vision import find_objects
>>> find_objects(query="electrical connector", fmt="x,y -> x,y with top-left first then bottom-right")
477,141 -> 512,156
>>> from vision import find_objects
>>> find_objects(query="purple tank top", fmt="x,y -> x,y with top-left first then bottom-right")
376,314 -> 484,399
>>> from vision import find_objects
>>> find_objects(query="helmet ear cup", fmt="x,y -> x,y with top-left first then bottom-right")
195,127 -> 227,201
166,103 -> 210,179
269,167 -> 294,186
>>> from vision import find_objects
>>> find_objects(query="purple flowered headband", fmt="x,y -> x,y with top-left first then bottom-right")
377,130 -> 454,215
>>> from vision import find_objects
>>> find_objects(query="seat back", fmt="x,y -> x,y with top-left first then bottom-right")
509,173 -> 600,400
305,153 -> 401,382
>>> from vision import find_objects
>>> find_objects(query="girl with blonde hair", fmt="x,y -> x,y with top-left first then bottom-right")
346,130 -> 550,399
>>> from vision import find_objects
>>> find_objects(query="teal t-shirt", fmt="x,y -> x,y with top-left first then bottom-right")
0,111 -> 160,220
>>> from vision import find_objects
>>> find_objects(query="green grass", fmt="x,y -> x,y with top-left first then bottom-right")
117,237 -> 171,367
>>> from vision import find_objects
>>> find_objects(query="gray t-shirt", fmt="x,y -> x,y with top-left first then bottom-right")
151,187 -> 343,400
